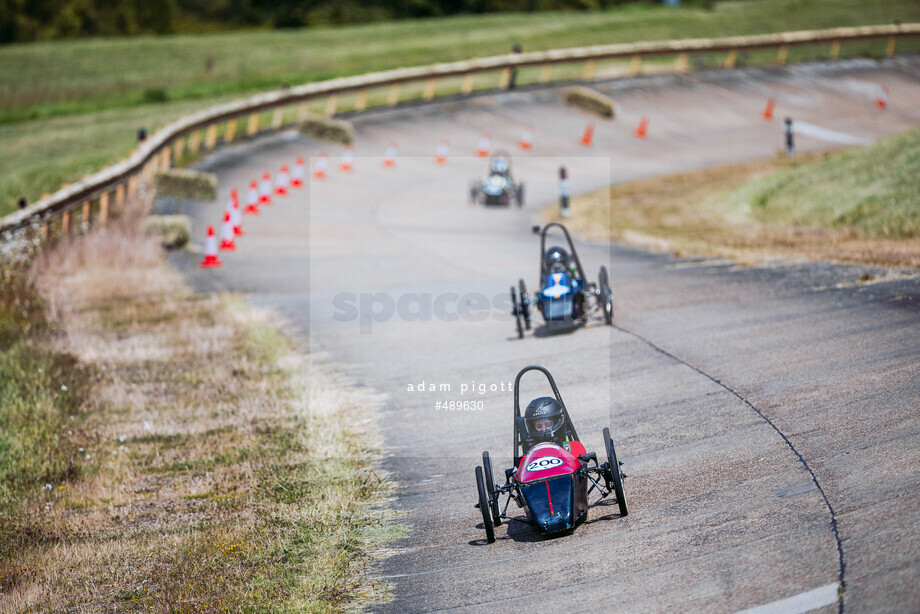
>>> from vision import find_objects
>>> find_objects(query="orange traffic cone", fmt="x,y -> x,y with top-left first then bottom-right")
635,117 -> 649,139
762,98 -> 775,120
259,172 -> 272,205
275,165 -> 290,196
340,147 -> 354,172
291,157 -> 305,187
219,212 -> 236,251
476,133 -> 491,157
244,180 -> 259,215
314,153 -> 329,179
434,140 -> 449,164
199,225 -> 222,268
231,197 -> 243,237
519,126 -> 534,149
876,86 -> 889,109
383,143 -> 398,167
580,123 -> 594,146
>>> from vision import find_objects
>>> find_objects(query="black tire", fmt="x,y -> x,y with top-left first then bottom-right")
603,427 -> 628,517
482,451 -> 501,526
518,279 -> 531,330
516,183 -> 525,207
475,466 -> 496,543
599,266 -> 613,325
511,286 -> 523,339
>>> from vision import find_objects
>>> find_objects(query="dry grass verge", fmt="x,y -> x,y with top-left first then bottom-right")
0,201 -> 399,613
553,153 -> 920,268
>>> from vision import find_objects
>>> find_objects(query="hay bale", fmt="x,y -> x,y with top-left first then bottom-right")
563,87 -> 615,119
298,115 -> 354,145
145,215 -> 191,250
154,169 -> 218,201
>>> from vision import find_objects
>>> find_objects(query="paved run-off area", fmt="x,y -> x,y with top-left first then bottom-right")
170,57 -> 920,612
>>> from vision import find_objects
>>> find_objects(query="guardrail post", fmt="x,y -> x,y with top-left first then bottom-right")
61,210 -> 71,236
81,200 -> 90,229
500,68 -> 512,89
115,183 -> 125,212
41,220 -> 50,242
205,124 -> 218,149
583,60 -> 596,81
777,45 -> 789,64
99,192 -> 109,226
247,113 -> 260,136
355,89 -> 368,111
271,108 -> 283,129
160,147 -> 171,169
830,40 -> 841,60
629,55 -> 642,76
325,95 -> 338,116
298,101 -> 309,122
724,50 -> 737,68
886,35 -> 897,57
674,53 -> 688,73
539,65 -> 552,84
423,78 -> 437,101
387,84 -> 401,106
189,130 -> 202,153
461,73 -> 474,95
225,120 -> 237,143
173,137 -> 185,162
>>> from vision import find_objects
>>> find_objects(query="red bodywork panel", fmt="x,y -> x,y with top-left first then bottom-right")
517,443 -> 581,483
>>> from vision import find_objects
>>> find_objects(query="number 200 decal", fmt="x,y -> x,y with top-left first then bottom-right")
526,457 -> 563,472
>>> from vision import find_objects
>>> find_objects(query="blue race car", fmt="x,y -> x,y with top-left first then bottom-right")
510,223 -> 613,339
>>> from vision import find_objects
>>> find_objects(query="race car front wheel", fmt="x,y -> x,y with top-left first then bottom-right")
482,451 -> 501,526
599,266 -> 613,325
604,427 -> 628,517
475,466 -> 496,543
511,286 -> 524,339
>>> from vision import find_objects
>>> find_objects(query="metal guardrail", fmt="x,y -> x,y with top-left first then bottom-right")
2,22 -> 918,239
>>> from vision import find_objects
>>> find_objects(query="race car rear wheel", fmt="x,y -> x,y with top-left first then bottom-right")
604,427 -> 628,517
599,266 -> 613,325
482,451 -> 501,526
518,279 -> 531,330
511,286 -> 524,339
475,466 -> 496,543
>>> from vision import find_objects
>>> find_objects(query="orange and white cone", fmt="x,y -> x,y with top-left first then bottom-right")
580,122 -> 594,146
314,154 -> 329,179
762,98 -> 775,121
245,180 -> 259,215
291,157 -> 305,187
340,147 -> 355,172
259,172 -> 272,204
275,165 -> 290,196
476,133 -> 491,157
383,143 -> 398,167
434,140 -> 449,164
519,126 -> 534,149
199,225 -> 222,268
231,197 -> 243,237
635,117 -> 649,139
876,86 -> 889,109
219,212 -> 236,251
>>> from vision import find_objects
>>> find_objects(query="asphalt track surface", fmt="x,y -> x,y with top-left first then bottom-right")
171,58 -> 920,613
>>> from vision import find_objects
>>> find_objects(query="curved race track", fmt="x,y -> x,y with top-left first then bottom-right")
174,58 -> 920,613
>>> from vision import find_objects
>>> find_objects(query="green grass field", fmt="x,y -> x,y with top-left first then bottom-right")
2,0 -> 920,217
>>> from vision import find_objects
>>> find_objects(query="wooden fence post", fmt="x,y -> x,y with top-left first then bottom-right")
205,124 -> 218,149
355,89 -> 368,111
539,64 -> 552,84
81,200 -> 90,228
387,84 -> 401,106
247,113 -> 260,136
583,60 -> 596,80
423,78 -> 437,101
325,95 -> 338,116
99,192 -> 110,226
461,73 -> 474,95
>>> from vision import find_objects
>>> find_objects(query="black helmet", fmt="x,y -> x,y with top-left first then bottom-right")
544,246 -> 569,274
524,397 -> 565,442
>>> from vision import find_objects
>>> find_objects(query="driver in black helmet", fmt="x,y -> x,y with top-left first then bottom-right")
523,396 -> 584,457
